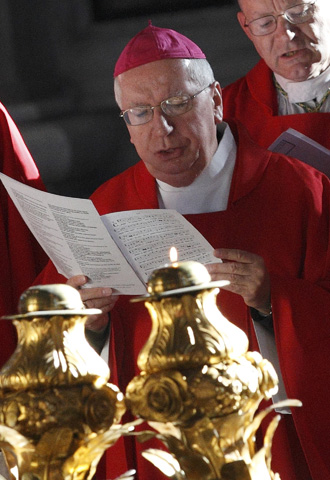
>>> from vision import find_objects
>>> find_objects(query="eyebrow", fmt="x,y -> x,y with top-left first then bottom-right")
244,8 -> 273,20
128,90 -> 187,108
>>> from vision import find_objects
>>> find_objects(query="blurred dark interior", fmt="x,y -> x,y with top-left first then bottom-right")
92,0 -> 234,21
1,0 -> 259,198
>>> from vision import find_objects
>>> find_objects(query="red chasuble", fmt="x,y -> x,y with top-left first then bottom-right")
0,103 -> 48,367
37,122 -> 330,480
223,59 -> 330,151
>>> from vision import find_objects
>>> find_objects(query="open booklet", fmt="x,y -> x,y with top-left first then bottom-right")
268,127 -> 330,178
0,173 -> 221,295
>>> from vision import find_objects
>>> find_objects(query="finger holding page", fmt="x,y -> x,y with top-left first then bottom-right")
206,248 -> 271,313
66,275 -> 118,330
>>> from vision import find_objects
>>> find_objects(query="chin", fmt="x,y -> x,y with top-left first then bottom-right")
288,58 -> 325,82
289,72 -> 312,82
279,65 -> 314,82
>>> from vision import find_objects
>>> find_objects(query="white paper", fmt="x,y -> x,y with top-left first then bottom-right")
0,173 -> 221,295
253,321 -> 291,414
0,173 -> 145,294
103,209 -> 221,283
269,127 -> 330,178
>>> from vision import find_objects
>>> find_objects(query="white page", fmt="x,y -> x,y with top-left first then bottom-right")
102,209 -> 222,283
269,128 -> 330,178
253,321 -> 291,414
0,173 -> 146,294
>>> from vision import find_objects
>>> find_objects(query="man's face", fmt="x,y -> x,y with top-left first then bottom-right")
115,59 -> 222,188
238,0 -> 330,81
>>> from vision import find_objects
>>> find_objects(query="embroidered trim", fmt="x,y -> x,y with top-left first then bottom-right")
274,78 -> 330,113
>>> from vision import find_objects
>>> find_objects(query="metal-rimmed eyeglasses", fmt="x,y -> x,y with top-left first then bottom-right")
244,1 -> 316,36
119,84 -> 212,126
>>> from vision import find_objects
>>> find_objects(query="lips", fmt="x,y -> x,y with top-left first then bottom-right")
159,148 -> 176,154
281,47 -> 308,59
156,147 -> 184,159
283,50 -> 298,57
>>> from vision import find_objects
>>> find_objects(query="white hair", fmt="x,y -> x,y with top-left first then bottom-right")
114,58 -> 216,106
185,58 -> 215,88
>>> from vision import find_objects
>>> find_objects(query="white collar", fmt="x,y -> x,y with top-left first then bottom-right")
275,67 -> 330,103
157,123 -> 233,192
156,123 -> 236,214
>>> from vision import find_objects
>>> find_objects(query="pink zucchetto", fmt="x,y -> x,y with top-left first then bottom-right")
114,21 -> 206,77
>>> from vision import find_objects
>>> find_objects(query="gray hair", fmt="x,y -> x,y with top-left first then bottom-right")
114,58 -> 216,106
185,58 -> 215,88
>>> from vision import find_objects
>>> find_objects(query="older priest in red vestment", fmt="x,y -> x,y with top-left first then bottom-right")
36,24 -> 330,480
223,0 -> 330,150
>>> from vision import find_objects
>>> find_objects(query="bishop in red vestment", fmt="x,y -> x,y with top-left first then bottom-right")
35,24 -> 330,480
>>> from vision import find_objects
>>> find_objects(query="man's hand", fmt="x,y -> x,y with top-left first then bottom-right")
66,275 -> 118,331
206,248 -> 271,314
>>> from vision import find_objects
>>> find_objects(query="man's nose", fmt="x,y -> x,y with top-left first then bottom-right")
152,108 -> 174,135
276,15 -> 299,39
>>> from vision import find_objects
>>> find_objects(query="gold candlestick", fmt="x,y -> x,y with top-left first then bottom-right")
0,284 -> 128,480
127,260 -> 301,480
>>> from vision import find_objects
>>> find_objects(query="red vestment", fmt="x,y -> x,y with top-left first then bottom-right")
0,102 -> 48,367
222,59 -> 330,150
37,122 -> 330,480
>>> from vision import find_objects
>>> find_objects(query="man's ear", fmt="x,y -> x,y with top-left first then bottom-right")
237,11 -> 254,42
213,82 -> 223,124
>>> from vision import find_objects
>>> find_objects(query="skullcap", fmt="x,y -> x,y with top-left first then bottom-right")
114,21 -> 206,77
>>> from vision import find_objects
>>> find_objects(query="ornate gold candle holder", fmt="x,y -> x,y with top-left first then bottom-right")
0,284 -> 127,480
0,266 -> 301,480
127,261 -> 300,480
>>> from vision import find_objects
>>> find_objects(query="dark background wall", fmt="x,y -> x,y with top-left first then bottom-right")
0,0 -> 259,198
